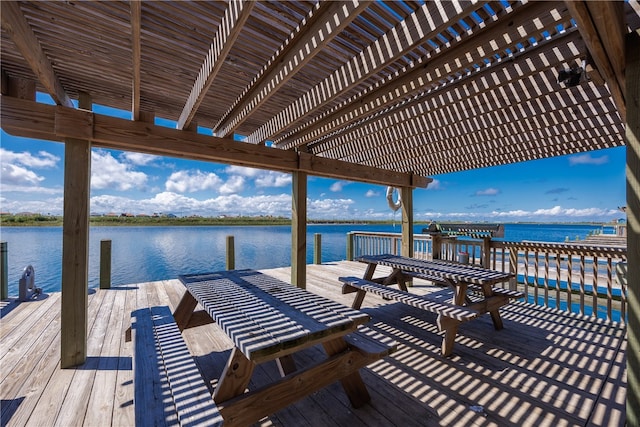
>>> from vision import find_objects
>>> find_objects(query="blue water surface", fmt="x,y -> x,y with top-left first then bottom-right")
0,222 -> 602,295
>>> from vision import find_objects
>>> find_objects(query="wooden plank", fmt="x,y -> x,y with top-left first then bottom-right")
55,289 -> 118,426
14,289 -> 106,426
178,0 -> 254,130
0,1 -> 74,107
110,286 -> 136,427
84,289 -> 128,426
215,0 -> 368,137
130,0 -> 141,120
0,295 -> 62,421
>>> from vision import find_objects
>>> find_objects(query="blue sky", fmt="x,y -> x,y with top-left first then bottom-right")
0,94 -> 627,223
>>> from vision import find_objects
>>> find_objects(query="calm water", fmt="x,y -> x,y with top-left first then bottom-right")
0,223 -> 603,295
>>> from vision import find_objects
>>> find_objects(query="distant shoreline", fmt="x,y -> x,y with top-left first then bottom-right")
0,214 -> 606,227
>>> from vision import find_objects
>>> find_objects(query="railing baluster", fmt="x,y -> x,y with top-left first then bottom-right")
555,253 -> 561,310
606,258 -> 613,321
579,255 -> 586,316
543,252 -> 549,306
592,256 -> 598,319
567,255 -> 573,313
523,250 -> 529,301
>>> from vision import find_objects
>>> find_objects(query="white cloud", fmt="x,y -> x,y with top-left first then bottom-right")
90,192 -> 293,217
475,187 -> 500,196
122,152 -> 158,166
1,163 -> 44,185
225,166 -> 291,188
426,179 -> 441,190
225,165 -> 260,177
165,170 -> 223,193
365,189 -> 379,198
255,171 -> 291,188
91,150 -> 148,191
330,181 -> 348,192
569,153 -> 608,166
0,148 -> 59,168
219,175 -> 245,194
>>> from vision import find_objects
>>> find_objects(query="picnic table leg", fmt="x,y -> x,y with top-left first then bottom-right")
352,289 -> 367,309
173,290 -> 198,331
214,347 -> 255,403
482,284 -> 504,330
436,315 -> 460,357
384,269 -> 408,291
363,262 -> 377,280
322,337 -> 371,408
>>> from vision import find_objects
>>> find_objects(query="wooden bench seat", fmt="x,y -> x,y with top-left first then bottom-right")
468,284 -> 525,300
131,306 -> 223,427
339,276 -> 481,356
400,270 -> 525,301
132,305 -> 396,425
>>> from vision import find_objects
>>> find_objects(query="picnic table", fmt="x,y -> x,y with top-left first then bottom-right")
172,269 -> 395,425
341,254 -> 522,356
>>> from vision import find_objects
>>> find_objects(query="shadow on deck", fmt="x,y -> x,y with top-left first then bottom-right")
0,261 -> 626,426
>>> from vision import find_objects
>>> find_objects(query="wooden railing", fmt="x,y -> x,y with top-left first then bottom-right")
347,231 -> 627,323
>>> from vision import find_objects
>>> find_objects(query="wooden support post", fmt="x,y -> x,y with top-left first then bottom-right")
291,171 -> 307,288
346,232 -> 354,261
400,187 -> 413,258
431,234 -> 442,260
1,242 -> 7,300
482,237 -> 492,268
314,233 -> 322,265
61,92 -> 91,368
99,239 -> 111,289
226,235 -> 235,270
626,30 -> 640,426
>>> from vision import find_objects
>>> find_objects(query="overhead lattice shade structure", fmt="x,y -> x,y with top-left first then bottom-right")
2,0 -> 638,178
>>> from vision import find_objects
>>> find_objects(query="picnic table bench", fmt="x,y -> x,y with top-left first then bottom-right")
342,254 -> 523,356
132,269 -> 396,426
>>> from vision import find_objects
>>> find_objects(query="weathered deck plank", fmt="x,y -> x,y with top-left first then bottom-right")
0,261 -> 627,426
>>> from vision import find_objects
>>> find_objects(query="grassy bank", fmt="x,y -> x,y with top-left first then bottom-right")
0,214 -> 417,227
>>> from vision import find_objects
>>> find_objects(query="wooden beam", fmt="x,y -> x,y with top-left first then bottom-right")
625,29 -> 640,426
60,92 -> 92,368
564,0 -> 626,121
291,171 -> 307,289
214,0 -> 368,137
177,0 -> 254,130
297,152 -> 431,188
130,0 -> 141,121
0,96 -> 429,188
0,1 -> 74,108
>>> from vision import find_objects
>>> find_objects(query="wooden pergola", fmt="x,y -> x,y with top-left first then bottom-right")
1,0 -> 639,421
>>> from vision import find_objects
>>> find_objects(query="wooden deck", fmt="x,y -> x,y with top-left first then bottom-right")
0,261 -> 626,426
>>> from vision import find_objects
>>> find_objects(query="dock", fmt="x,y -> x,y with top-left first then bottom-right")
0,261 -> 627,426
